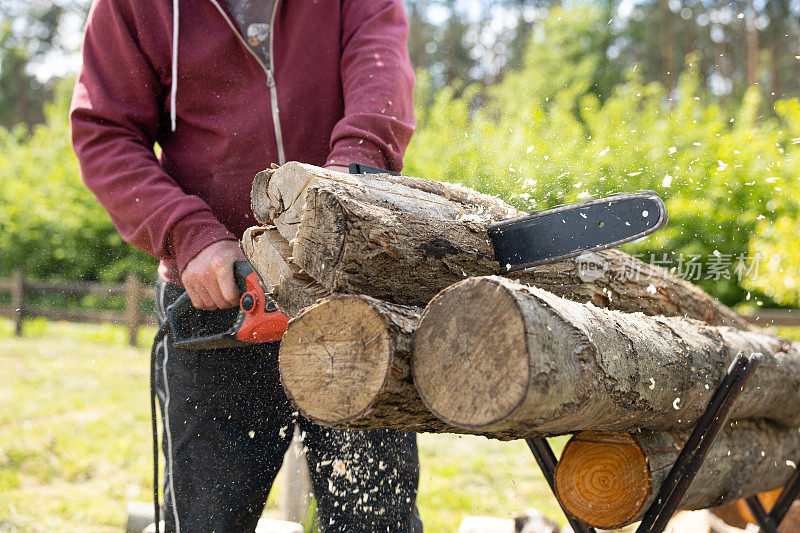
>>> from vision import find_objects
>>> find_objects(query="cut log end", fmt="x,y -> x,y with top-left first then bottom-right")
554,431 -> 652,530
279,296 -> 394,425
712,489 -> 783,529
555,424 -> 800,529
412,276 -> 529,428
241,225 -> 329,317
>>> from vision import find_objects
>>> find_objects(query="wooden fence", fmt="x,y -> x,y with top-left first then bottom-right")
0,270 -> 799,348
0,269 -> 156,346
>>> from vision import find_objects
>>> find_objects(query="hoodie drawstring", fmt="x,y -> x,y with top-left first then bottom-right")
170,0 -> 179,132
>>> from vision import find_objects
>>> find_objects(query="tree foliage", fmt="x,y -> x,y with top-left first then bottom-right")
0,0 -> 89,128
405,0 -> 800,107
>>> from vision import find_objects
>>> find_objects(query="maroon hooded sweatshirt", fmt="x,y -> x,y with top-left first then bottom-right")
70,0 -> 415,285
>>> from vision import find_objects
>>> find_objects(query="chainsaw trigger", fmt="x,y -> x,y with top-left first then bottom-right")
235,271 -> 289,344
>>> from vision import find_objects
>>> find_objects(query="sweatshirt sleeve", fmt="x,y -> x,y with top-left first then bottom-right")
326,0 -> 416,172
69,0 -> 236,275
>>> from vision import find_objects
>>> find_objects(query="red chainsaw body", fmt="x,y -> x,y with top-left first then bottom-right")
236,272 -> 289,343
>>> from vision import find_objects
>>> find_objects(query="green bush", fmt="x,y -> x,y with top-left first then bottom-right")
0,79 -> 155,282
405,6 -> 799,308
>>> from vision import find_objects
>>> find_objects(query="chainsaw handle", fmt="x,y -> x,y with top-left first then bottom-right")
348,162 -> 400,176
166,290 -> 193,322
233,260 -> 253,293
164,261 -> 253,348
169,260 -> 252,317
165,259 -> 287,350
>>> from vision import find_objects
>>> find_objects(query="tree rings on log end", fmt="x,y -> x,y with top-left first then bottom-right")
412,276 -> 529,428
279,296 -> 394,425
554,431 -> 652,529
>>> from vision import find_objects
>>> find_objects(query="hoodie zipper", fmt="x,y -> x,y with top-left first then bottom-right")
266,2 -> 285,164
208,0 -> 286,164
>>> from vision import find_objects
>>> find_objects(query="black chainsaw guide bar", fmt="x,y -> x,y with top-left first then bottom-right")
488,192 -> 668,271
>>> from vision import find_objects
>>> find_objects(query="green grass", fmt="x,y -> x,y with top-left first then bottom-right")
0,318 -> 565,532
417,434 -> 568,531
0,320 -> 155,532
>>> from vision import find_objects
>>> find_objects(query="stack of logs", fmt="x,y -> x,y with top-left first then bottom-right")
242,162 -> 800,530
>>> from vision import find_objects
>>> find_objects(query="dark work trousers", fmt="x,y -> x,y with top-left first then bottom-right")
153,278 -> 423,533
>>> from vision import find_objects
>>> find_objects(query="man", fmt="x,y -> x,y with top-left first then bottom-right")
70,1 -> 420,531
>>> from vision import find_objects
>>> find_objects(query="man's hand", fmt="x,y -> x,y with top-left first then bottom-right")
181,240 -> 245,310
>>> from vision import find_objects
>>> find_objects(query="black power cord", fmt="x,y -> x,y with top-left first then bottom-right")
151,323 -> 169,533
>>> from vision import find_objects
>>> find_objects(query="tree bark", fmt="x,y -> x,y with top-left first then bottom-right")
240,226 -> 328,318
554,423 -> 800,529
276,276 -> 790,439
246,162 -> 750,329
278,294 -> 450,432
292,178 -> 500,305
412,276 -> 800,438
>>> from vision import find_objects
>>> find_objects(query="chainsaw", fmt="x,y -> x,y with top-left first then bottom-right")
165,164 -> 667,350
164,260 -> 289,350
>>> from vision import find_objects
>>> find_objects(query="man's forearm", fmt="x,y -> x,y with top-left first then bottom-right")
329,0 -> 416,171
70,0 -> 235,274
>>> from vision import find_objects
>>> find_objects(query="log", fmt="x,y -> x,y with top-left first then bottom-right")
553,423 -> 800,529
278,294 -> 449,432
240,226 -> 328,318
290,171 -> 500,305
412,276 -> 800,437
250,161 -> 519,238
713,496 -> 800,533
516,249 -> 752,330
247,162 -> 750,329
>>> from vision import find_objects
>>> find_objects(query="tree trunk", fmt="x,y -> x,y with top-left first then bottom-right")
14,60 -> 29,126
412,276 -> 800,438
554,423 -> 800,529
240,226 -> 328,318
278,294 -> 450,432
246,162 -> 750,329
768,2 -> 785,101
292,177 -> 500,305
661,0 -> 674,94
746,2 -> 760,88
277,276 -> 792,439
716,41 -> 728,106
